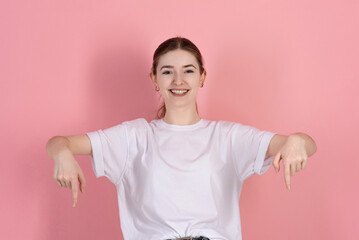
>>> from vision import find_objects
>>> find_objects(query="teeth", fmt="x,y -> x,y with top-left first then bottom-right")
170,89 -> 189,94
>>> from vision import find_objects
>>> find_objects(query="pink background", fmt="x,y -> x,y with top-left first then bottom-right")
1,0 -> 358,239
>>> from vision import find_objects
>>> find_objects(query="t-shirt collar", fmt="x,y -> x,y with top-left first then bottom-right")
157,118 -> 206,130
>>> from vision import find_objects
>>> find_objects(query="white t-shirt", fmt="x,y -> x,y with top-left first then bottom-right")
86,118 -> 276,240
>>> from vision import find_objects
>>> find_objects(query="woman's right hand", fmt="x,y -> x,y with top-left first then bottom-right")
53,149 -> 86,207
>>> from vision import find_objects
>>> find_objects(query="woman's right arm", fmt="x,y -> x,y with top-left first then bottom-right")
46,134 -> 92,207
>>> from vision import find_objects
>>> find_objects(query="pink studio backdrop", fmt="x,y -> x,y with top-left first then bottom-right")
1,0 -> 358,239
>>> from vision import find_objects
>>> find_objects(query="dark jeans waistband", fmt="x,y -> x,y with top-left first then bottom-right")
166,236 -> 210,240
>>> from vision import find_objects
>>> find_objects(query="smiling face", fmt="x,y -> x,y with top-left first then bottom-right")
151,49 -> 206,110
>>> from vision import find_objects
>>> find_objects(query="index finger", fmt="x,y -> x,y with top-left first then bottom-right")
71,178 -> 79,207
284,162 -> 291,190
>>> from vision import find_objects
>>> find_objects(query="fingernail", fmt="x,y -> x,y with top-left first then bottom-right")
73,202 -> 75,207
288,185 -> 291,190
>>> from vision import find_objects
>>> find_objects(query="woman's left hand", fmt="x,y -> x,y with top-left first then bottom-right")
272,134 -> 308,190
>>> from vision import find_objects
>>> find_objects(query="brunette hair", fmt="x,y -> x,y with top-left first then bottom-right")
151,36 -> 205,119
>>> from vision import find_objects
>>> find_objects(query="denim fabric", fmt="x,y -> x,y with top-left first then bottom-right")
166,236 -> 210,240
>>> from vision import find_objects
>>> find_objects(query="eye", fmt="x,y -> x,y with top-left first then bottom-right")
162,71 -> 171,75
185,70 -> 194,73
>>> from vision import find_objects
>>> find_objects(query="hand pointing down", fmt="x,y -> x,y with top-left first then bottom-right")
53,149 -> 86,207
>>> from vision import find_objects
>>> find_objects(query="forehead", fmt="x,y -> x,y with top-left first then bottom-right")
157,49 -> 198,67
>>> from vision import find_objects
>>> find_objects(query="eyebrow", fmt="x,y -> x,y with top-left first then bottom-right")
160,64 -> 197,71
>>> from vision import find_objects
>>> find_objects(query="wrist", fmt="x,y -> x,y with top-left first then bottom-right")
287,133 -> 306,145
46,136 -> 71,160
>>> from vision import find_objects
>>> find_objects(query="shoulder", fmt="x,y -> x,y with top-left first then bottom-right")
214,120 -> 266,138
216,119 -> 245,131
120,118 -> 151,134
117,118 -> 150,141
122,118 -> 149,127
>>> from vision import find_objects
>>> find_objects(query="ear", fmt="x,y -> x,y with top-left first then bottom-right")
200,69 -> 207,85
150,72 -> 158,87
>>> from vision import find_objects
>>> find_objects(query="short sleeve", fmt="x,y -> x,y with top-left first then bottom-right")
229,122 -> 277,182
86,123 -> 129,185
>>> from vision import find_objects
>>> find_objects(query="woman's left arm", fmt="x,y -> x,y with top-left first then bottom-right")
265,133 -> 317,190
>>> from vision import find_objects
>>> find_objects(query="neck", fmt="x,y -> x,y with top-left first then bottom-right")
163,103 -> 201,125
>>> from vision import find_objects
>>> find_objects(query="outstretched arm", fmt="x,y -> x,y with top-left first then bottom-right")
265,133 -> 317,190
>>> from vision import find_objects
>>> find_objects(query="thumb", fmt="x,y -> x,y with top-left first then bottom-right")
273,152 -> 281,173
78,170 -> 86,193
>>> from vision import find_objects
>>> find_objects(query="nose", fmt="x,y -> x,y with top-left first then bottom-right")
172,72 -> 185,85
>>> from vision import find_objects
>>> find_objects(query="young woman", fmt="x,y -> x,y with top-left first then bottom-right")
46,37 -> 317,240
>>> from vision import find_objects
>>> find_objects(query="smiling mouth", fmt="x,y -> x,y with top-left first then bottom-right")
169,89 -> 190,96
